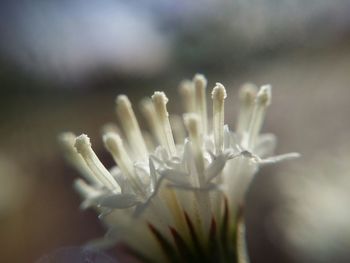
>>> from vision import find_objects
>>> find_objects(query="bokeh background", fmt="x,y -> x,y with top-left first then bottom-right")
1,0 -> 350,262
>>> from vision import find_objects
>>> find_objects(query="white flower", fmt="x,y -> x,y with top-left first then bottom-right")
60,74 -> 298,263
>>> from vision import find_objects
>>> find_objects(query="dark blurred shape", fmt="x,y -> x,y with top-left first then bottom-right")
37,246 -> 116,263
0,0 -> 350,83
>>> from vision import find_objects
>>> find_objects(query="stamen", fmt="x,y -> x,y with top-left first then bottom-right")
169,115 -> 186,144
184,113 -> 212,233
103,132 -> 145,196
193,74 -> 208,135
101,123 -> 122,135
179,79 -> 195,113
236,83 -> 258,136
211,83 -> 227,154
152,92 -> 177,157
140,98 -> 164,146
59,132 -> 102,187
103,132 -> 134,178
184,113 -> 205,186
116,95 -> 148,160
74,134 -> 120,191
244,85 -> 272,150
142,131 -> 156,152
73,178 -> 99,199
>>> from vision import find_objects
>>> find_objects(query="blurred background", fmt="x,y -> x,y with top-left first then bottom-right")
1,0 -> 350,262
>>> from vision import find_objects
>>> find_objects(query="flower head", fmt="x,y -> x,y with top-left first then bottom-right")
60,74 -> 298,262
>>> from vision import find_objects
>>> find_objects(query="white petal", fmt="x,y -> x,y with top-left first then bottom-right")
160,169 -> 190,185
148,157 -> 160,194
205,154 -> 229,183
223,125 -> 231,149
109,167 -> 133,194
259,152 -> 300,165
92,193 -> 140,209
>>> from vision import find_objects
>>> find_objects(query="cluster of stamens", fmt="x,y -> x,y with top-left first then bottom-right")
60,74 -> 298,263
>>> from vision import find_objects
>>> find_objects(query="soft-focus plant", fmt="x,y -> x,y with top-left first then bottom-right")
60,74 -> 298,262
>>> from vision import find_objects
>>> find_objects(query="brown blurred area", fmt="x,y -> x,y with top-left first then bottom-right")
1,1 -> 350,262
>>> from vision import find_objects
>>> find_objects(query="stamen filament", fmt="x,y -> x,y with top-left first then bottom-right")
184,113 -> 212,234
142,131 -> 156,152
116,95 -> 148,161
103,132 -> 144,195
59,132 -> 102,187
74,134 -> 120,191
245,85 -> 272,150
169,115 -> 186,144
184,114 -> 205,186
193,74 -> 208,135
212,83 -> 227,154
101,123 -> 122,135
236,83 -> 258,137
152,92 -> 177,157
179,80 -> 195,113
74,178 -> 99,199
140,98 -> 164,146
103,132 -> 134,178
